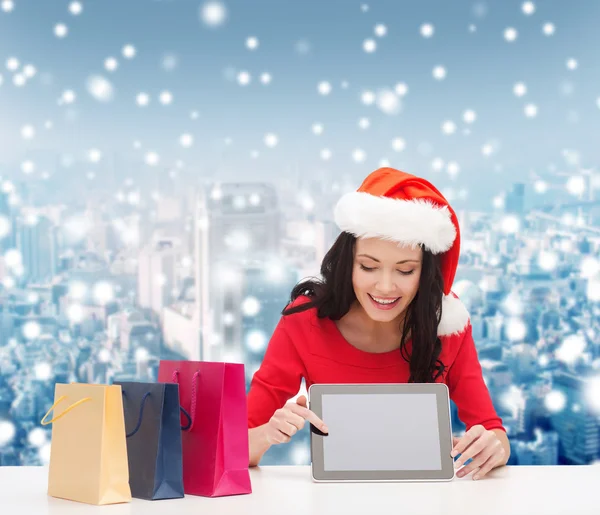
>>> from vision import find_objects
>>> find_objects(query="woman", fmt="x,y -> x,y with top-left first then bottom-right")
246,167 -> 510,480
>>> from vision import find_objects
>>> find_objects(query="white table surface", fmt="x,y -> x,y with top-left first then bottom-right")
1,464 -> 597,515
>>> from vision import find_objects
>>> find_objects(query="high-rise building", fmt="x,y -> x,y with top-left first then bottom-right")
505,183 -> 525,215
162,301 -> 197,359
513,430 -> 559,465
0,190 -> 13,252
223,260 -> 297,382
17,216 -> 58,283
0,190 -> 9,217
137,237 -> 182,323
205,182 -> 280,258
194,182 -> 281,360
550,371 -> 600,464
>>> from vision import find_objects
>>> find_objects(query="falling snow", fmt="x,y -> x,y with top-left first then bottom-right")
394,82 -> 408,96
374,24 -> 387,37
318,81 -> 332,95
201,1 -> 227,27
122,44 -> 136,59
54,23 -> 68,38
432,66 -> 447,80
136,92 -> 150,106
104,57 -> 118,72
1,0 -> 599,469
86,75 -> 114,102
361,90 -> 376,105
543,22 -> 556,36
363,39 -> 377,53
391,138 -> 406,152
246,37 -> 259,50
264,133 -> 278,148
420,23 -> 434,38
504,27 -> 518,42
1,1 -> 15,13
513,82 -> 527,97
159,90 -> 173,105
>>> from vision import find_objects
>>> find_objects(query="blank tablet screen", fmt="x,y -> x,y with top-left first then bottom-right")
322,393 -> 442,471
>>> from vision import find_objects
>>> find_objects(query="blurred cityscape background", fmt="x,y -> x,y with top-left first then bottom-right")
1,0 -> 600,467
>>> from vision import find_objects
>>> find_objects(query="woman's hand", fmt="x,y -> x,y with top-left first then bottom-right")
264,395 -> 328,445
451,425 -> 507,480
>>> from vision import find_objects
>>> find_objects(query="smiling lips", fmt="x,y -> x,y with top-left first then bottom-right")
368,294 -> 401,310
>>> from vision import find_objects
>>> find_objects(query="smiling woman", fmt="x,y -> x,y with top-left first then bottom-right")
245,167 -> 508,476
283,233 -> 445,375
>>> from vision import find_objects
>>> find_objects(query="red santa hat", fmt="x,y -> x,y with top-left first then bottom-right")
334,167 -> 470,337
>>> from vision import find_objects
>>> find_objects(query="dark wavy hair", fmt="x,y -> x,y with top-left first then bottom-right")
282,232 -> 447,383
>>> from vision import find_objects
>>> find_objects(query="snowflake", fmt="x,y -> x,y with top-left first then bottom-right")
363,39 -> 376,53
420,23 -> 434,38
432,66 -> 446,80
318,81 -> 332,95
122,44 -> 136,59
69,2 -> 83,16
374,24 -> 387,37
504,27 -> 518,42
54,23 -> 68,38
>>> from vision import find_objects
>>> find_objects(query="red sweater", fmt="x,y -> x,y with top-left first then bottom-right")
247,297 -> 505,433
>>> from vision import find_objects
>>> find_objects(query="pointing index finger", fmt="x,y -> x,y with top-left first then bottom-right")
289,403 -> 329,434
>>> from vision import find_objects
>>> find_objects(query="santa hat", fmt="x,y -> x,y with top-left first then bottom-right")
334,167 -> 470,337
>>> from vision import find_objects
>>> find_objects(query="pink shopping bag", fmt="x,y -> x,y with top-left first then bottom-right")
157,360 -> 252,497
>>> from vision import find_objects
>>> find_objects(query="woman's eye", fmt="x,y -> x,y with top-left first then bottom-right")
359,265 -> 414,275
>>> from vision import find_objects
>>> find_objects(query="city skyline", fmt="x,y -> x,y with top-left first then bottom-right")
1,172 -> 600,467
1,0 -> 600,471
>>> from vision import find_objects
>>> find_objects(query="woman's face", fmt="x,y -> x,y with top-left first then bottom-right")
352,237 -> 422,324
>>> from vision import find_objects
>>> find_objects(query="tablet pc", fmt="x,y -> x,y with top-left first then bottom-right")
309,383 -> 455,482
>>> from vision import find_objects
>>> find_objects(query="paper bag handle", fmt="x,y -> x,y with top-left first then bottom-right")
122,391 -> 151,437
122,390 -> 193,434
40,395 -> 92,425
172,369 -> 201,431
180,407 -> 192,431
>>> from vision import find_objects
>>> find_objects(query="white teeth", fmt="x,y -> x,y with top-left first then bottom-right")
371,296 -> 399,305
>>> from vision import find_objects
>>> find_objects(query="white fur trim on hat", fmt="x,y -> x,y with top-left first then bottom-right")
334,191 -> 456,254
437,294 -> 470,337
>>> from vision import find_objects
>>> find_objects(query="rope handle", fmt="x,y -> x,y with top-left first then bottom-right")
122,391 -> 151,437
41,395 -> 92,425
123,390 -> 194,435
180,406 -> 192,431
172,369 -> 201,431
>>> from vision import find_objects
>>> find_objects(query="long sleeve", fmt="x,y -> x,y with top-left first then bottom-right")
446,323 -> 506,433
247,316 -> 307,428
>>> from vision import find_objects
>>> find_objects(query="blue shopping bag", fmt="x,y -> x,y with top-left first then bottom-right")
114,381 -> 189,500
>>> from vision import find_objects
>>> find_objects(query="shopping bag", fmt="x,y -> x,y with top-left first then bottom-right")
114,381 -> 188,500
41,383 -> 131,505
157,360 -> 252,498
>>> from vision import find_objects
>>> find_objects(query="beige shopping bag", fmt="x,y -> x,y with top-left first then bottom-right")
41,383 -> 132,505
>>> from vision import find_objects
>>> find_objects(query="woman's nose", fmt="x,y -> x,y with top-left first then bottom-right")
375,273 -> 396,294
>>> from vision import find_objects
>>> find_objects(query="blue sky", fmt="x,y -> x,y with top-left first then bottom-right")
1,0 -> 599,209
